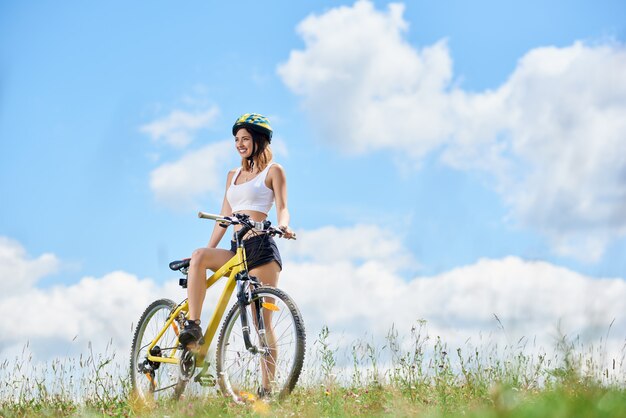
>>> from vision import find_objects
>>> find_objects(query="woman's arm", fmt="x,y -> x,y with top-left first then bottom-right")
207,170 -> 235,248
269,164 -> 296,239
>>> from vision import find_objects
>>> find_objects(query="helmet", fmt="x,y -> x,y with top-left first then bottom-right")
232,113 -> 273,141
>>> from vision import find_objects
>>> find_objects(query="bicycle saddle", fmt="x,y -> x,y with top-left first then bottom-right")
169,258 -> 190,271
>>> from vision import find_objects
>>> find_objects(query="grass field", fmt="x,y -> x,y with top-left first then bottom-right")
1,324 -> 624,417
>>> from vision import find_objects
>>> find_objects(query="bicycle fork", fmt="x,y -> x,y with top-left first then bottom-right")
236,275 -> 270,355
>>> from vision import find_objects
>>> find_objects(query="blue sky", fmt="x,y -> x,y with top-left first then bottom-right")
1,0 -> 625,363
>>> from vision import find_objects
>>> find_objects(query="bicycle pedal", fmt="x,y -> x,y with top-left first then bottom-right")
194,372 -> 216,387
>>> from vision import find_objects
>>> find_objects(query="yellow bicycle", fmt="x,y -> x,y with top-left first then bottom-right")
129,212 -> 306,403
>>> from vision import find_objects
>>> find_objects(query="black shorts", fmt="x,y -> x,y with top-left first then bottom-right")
230,234 -> 282,271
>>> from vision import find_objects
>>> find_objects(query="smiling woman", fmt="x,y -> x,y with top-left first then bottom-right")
180,113 -> 296,360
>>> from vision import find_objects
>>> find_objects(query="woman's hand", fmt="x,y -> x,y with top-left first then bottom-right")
279,225 -> 297,240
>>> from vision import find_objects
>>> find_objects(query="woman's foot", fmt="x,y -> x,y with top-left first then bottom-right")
178,319 -> 204,348
257,386 -> 272,399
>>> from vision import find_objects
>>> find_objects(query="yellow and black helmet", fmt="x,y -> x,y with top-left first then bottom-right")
232,113 -> 273,141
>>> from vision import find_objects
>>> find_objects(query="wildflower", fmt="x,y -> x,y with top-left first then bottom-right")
253,399 -> 270,415
239,391 -> 257,403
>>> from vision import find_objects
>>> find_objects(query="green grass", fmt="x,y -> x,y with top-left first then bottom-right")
1,324 -> 625,417
3,382 -> 624,418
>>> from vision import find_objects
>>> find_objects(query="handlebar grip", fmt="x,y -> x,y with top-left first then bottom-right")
198,211 -> 220,220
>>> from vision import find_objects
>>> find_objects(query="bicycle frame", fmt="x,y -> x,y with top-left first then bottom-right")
145,245 -> 248,367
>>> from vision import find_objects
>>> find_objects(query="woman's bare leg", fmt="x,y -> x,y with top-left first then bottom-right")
187,248 -> 234,320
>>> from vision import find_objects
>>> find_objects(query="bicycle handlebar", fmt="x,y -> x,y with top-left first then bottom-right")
197,211 -> 287,238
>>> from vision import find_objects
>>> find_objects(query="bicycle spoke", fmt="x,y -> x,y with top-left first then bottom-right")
130,299 -> 187,403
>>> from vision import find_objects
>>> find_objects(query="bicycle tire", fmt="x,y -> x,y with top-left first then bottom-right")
216,286 -> 305,403
130,298 -> 187,403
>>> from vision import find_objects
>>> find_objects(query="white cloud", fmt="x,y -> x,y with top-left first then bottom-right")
149,136 -> 289,210
278,0 -> 626,261
0,237 -> 59,295
149,140 -> 236,209
140,106 -> 220,148
0,238 -> 222,362
0,272 -> 169,353
281,227 -> 626,353
1,232 -> 625,381
445,43 -> 626,261
278,0 -> 453,159
283,224 -> 416,269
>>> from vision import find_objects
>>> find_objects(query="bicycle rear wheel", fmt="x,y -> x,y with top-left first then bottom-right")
216,286 -> 306,403
130,298 -> 187,403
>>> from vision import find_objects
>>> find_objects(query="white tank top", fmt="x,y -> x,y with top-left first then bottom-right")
226,162 -> 275,214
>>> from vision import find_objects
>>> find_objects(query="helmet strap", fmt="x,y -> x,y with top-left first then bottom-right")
247,140 -> 257,171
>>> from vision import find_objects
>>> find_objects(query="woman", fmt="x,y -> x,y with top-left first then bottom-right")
179,113 -> 295,349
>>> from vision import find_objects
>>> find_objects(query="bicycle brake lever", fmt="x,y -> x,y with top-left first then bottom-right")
269,227 -> 284,237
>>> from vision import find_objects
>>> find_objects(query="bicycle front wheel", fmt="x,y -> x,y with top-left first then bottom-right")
216,286 -> 306,403
130,298 -> 187,403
